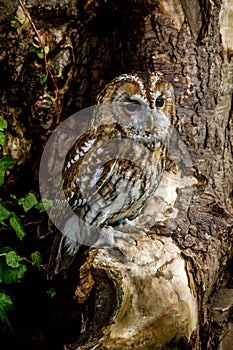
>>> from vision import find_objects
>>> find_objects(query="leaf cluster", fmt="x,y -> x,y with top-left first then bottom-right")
0,115 -> 52,331
9,6 -> 30,36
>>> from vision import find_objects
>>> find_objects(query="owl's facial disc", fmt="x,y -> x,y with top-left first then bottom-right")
117,92 -> 171,143
93,74 -> 174,143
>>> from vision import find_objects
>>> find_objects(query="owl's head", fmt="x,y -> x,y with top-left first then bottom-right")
91,72 -> 175,142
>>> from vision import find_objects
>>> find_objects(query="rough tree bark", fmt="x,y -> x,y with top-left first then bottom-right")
0,0 -> 233,349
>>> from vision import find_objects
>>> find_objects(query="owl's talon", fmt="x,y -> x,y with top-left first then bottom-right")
116,221 -> 148,236
106,246 -> 127,261
116,233 -> 137,246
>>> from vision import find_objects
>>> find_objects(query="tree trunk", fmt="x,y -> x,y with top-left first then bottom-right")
0,0 -> 233,349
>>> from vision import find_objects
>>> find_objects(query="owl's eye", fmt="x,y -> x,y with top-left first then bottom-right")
124,102 -> 141,114
156,98 -> 165,108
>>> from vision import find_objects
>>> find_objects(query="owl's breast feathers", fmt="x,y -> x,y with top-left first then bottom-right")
59,122 -> 166,228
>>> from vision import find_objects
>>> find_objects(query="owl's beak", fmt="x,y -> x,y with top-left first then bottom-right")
140,112 -> 155,132
150,113 -> 155,129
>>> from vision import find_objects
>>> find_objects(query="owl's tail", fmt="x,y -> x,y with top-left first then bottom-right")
47,228 -> 80,279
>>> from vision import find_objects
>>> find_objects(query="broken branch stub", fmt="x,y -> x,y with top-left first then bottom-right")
67,234 -> 198,350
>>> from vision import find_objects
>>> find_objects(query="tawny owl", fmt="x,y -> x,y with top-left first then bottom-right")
47,71 -> 175,278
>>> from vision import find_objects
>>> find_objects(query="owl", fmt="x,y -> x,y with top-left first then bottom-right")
47,71 -> 175,278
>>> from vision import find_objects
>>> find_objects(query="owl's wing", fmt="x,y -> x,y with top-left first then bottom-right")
62,123 -> 155,227
47,128 -> 100,278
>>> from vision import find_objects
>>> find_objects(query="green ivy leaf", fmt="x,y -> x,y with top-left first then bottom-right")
44,46 -> 50,55
35,198 -> 53,213
18,192 -> 38,212
0,132 -> 5,146
0,247 -> 12,254
0,293 -> 14,331
37,73 -> 47,85
5,251 -> 22,268
9,213 -> 26,240
31,251 -> 42,270
31,45 -> 44,59
0,259 -> 4,284
11,7 -> 31,36
3,263 -> 27,285
10,14 -> 21,29
16,6 -> 27,24
38,52 -> 44,59
57,67 -> 63,78
46,287 -> 56,298
17,19 -> 30,35
0,202 -> 11,225
0,116 -> 7,130
47,96 -> 55,104
0,157 -> 15,187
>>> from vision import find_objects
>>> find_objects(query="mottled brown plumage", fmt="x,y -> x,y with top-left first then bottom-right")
47,72 -> 175,278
